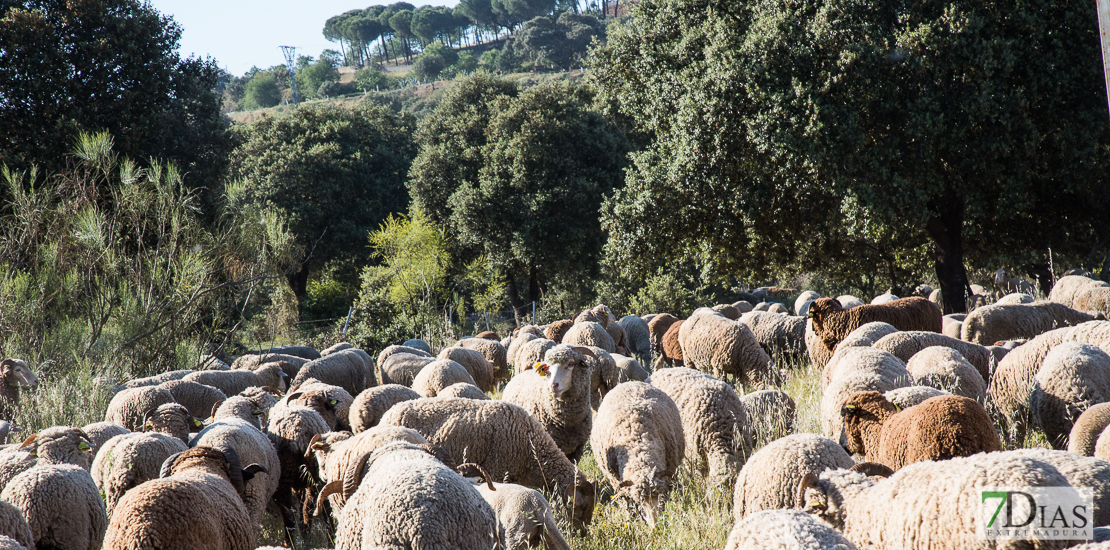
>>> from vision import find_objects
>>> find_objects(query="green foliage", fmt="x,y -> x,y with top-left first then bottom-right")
355,67 -> 394,91
242,72 -> 282,109
452,51 -> 479,75
296,56 -> 340,99
589,0 -> 1110,312
492,0 -> 556,27
413,42 -> 458,81
0,0 -> 232,210
317,81 -> 340,98
514,13 -> 603,70
227,103 -> 418,297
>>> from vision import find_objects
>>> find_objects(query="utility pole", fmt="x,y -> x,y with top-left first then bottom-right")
279,45 -> 300,106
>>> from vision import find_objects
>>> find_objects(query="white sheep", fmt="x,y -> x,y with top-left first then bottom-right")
1031,342 -> 1110,449
904,346 -> 987,402
501,344 -> 595,461
725,509 -> 859,550
474,481 -> 572,550
732,433 -> 854,520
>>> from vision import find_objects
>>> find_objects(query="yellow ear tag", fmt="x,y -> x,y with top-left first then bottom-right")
329,400 -> 338,406
253,409 -> 262,416
534,362 -> 549,377
193,418 -> 204,428
78,441 -> 91,452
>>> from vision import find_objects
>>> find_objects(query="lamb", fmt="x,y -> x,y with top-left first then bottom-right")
1050,275 -> 1110,308
647,313 -> 679,356
81,421 -> 129,451
961,301 -> 1099,345
562,321 -> 616,353
103,446 -> 264,550
1,427 -> 106,550
157,379 -> 228,419
988,327 -> 1073,444
265,404 -> 329,538
436,382 -> 488,399
798,453 -> 1074,549
378,352 -> 434,387
378,398 -> 597,533
513,338 -> 557,375
290,348 -> 373,398
183,363 -> 286,398
740,389 -> 796,446
819,348 -> 912,439
882,386 -> 948,409
724,509 -> 860,550
870,331 -> 992,383
647,367 -> 752,484
903,346 -> 987,402
455,337 -> 509,381
0,360 -> 37,422
349,384 -> 421,432
679,308 -> 774,386
839,392 -> 1000,470
189,418 -> 281,526
1030,342 -> 1110,449
332,441 -> 499,550
994,268 -> 1037,296
619,314 -> 653,363
807,296 -> 942,352
501,345 -> 596,461
732,433 -> 854,519
1071,402 -> 1110,456
474,481 -> 571,550
402,338 -> 432,354
0,501 -> 32,550
104,385 -> 175,431
589,381 -> 684,526
411,359 -> 478,398
738,310 -> 807,357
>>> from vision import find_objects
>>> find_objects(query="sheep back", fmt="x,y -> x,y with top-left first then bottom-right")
350,384 -> 421,432
903,346 -> 987,402
562,322 -> 615,353
91,432 -> 187,517
872,331 -> 992,383
661,320 -> 685,364
732,433 -> 853,519
436,347 -> 494,392
738,311 -> 807,357
437,383 -> 488,400
740,389 -> 796,446
1051,275 -> 1110,308
292,349 -> 372,397
647,314 -> 679,355
725,509 -> 859,550
2,464 -> 106,550
411,359 -> 476,397
962,301 -> 1098,345
810,297 -> 942,352
455,338 -> 509,381
1071,403 -> 1110,456
81,422 -> 129,452
104,386 -> 175,432
988,327 -> 1072,442
619,315 -> 652,360
680,308 -> 773,386
378,352 -> 434,387
883,386 -> 948,410
190,419 -> 281,526
835,322 -> 899,351
1031,342 -> 1110,450
0,500 -> 32,550
513,338 -> 557,375
820,350 -> 911,439
157,380 -> 227,420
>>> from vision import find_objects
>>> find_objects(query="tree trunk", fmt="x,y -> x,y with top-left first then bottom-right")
528,264 -> 540,304
287,262 -> 311,301
925,194 -> 971,314
505,272 -> 523,326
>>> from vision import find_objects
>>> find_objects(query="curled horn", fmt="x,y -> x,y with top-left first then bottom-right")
849,462 -> 894,478
286,391 -> 304,403
342,452 -> 372,499
457,463 -> 495,491
159,451 -> 186,479
571,346 -> 596,359
219,446 -> 247,498
304,434 -> 323,458
315,480 -> 343,517
419,443 -> 457,471
0,359 -> 14,373
209,400 -> 224,419
796,472 -> 819,509
260,386 -> 283,396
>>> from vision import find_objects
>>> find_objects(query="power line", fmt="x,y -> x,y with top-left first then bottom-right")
279,46 -> 299,106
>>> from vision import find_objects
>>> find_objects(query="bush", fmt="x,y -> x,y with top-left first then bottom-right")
317,80 -> 340,98
242,72 -> 281,109
355,67 -> 394,91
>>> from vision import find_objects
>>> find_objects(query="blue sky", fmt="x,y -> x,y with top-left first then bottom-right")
148,0 -> 458,76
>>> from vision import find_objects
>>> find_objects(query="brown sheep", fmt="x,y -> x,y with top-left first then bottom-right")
840,391 -> 1000,470
807,297 -> 942,352
544,319 -> 573,344
647,314 -> 679,356
660,320 -> 684,366
475,331 -> 500,340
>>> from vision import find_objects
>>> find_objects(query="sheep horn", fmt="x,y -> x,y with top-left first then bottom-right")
571,346 -> 596,359
342,452 -> 372,499
260,386 -> 283,396
219,446 -> 247,498
315,480 -> 343,517
796,472 -> 819,509
456,462 -> 495,491
159,451 -> 186,478
304,434 -> 323,458
209,400 -> 224,418
0,359 -> 14,373
849,462 -> 894,478
286,391 -> 304,402
17,433 -> 36,450
419,443 -> 457,471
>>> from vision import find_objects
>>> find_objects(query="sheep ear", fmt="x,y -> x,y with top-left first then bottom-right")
315,480 -> 343,517
241,463 -> 267,483
796,472 -> 819,508
0,359 -> 13,374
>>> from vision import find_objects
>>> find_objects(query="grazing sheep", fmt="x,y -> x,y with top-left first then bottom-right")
1051,275 -> 1110,308
411,359 -> 477,398
807,297 -> 942,352
996,292 -> 1035,305
402,338 -> 432,354
287,378 -> 354,430
502,345 -> 595,461
1,427 -> 105,550
870,331 -> 992,383
795,291 -> 821,316
903,346 -> 987,402
804,320 -> 833,369
882,386 -> 948,409
740,389 -> 796,445
514,338 -> 557,375
660,320 -> 685,366
1012,447 -> 1110,527
474,481 -> 571,550
619,315 -> 652,363
183,363 -> 286,398
379,398 -> 597,533
157,379 -> 227,420
189,418 -> 281,526
994,268 -> 1037,296
590,382 -> 684,527
104,385 -> 175,432
0,360 -> 37,422
0,501 -> 32,550
961,301 -> 1099,345
941,315 -> 963,339
713,304 -> 742,320
322,342 -> 354,355
333,441 -> 499,550
265,404 -> 329,538
307,426 -> 428,513
647,313 -> 679,356
437,382 -> 488,399
291,349 -> 373,398
822,346 -> 911,391
238,386 -> 280,425
647,367 -> 751,484
212,396 -> 265,429
231,353 -> 309,379
840,392 -> 1000,470
768,303 -> 790,314
562,321 -> 616,353
376,344 -> 431,367
91,430 -> 188,518
1071,403 -> 1110,456
81,421 -> 129,451
1076,286 -> 1110,315
988,327 -> 1073,445
820,348 -> 912,439
378,352 -> 434,387
103,446 -> 264,550
732,300 -> 754,313
835,322 -> 899,351
456,337 -> 509,381
430,348 -> 488,391
506,333 -> 539,368
349,384 -> 421,433
1030,342 -> 1110,449
611,353 -> 649,383
738,311 -> 807,357
798,452 -> 1074,549
732,433 -> 854,519
679,308 -> 774,386
725,509 -> 860,550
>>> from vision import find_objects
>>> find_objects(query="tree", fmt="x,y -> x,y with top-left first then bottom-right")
408,75 -> 629,311
227,104 -> 418,298
0,0 -> 231,208
414,42 -> 458,81
589,0 -> 1110,313
241,72 -> 281,109
296,55 -> 339,99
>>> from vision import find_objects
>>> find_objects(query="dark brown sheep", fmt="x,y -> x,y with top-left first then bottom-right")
840,391 -> 1000,471
661,320 -> 685,366
808,297 -> 942,352
544,319 -> 574,344
475,331 -> 500,340
647,314 -> 679,356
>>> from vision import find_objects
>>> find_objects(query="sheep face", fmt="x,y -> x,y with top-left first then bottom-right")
564,475 -> 597,535
806,298 -> 843,329
993,269 -> 1009,285
798,469 -> 871,530
543,345 -> 596,399
1,360 -> 38,388
839,391 -> 899,457
617,472 -> 671,528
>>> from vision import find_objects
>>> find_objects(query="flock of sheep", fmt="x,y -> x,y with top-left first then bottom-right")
0,268 -> 1109,549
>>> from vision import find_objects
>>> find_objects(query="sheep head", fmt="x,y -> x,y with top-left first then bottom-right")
616,468 -> 673,528
797,468 -> 874,530
24,426 -> 94,468
562,470 -> 596,536
0,359 -> 38,388
146,402 -> 197,443
160,446 -> 268,502
840,391 -> 899,458
542,345 -> 595,399
806,298 -> 843,329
